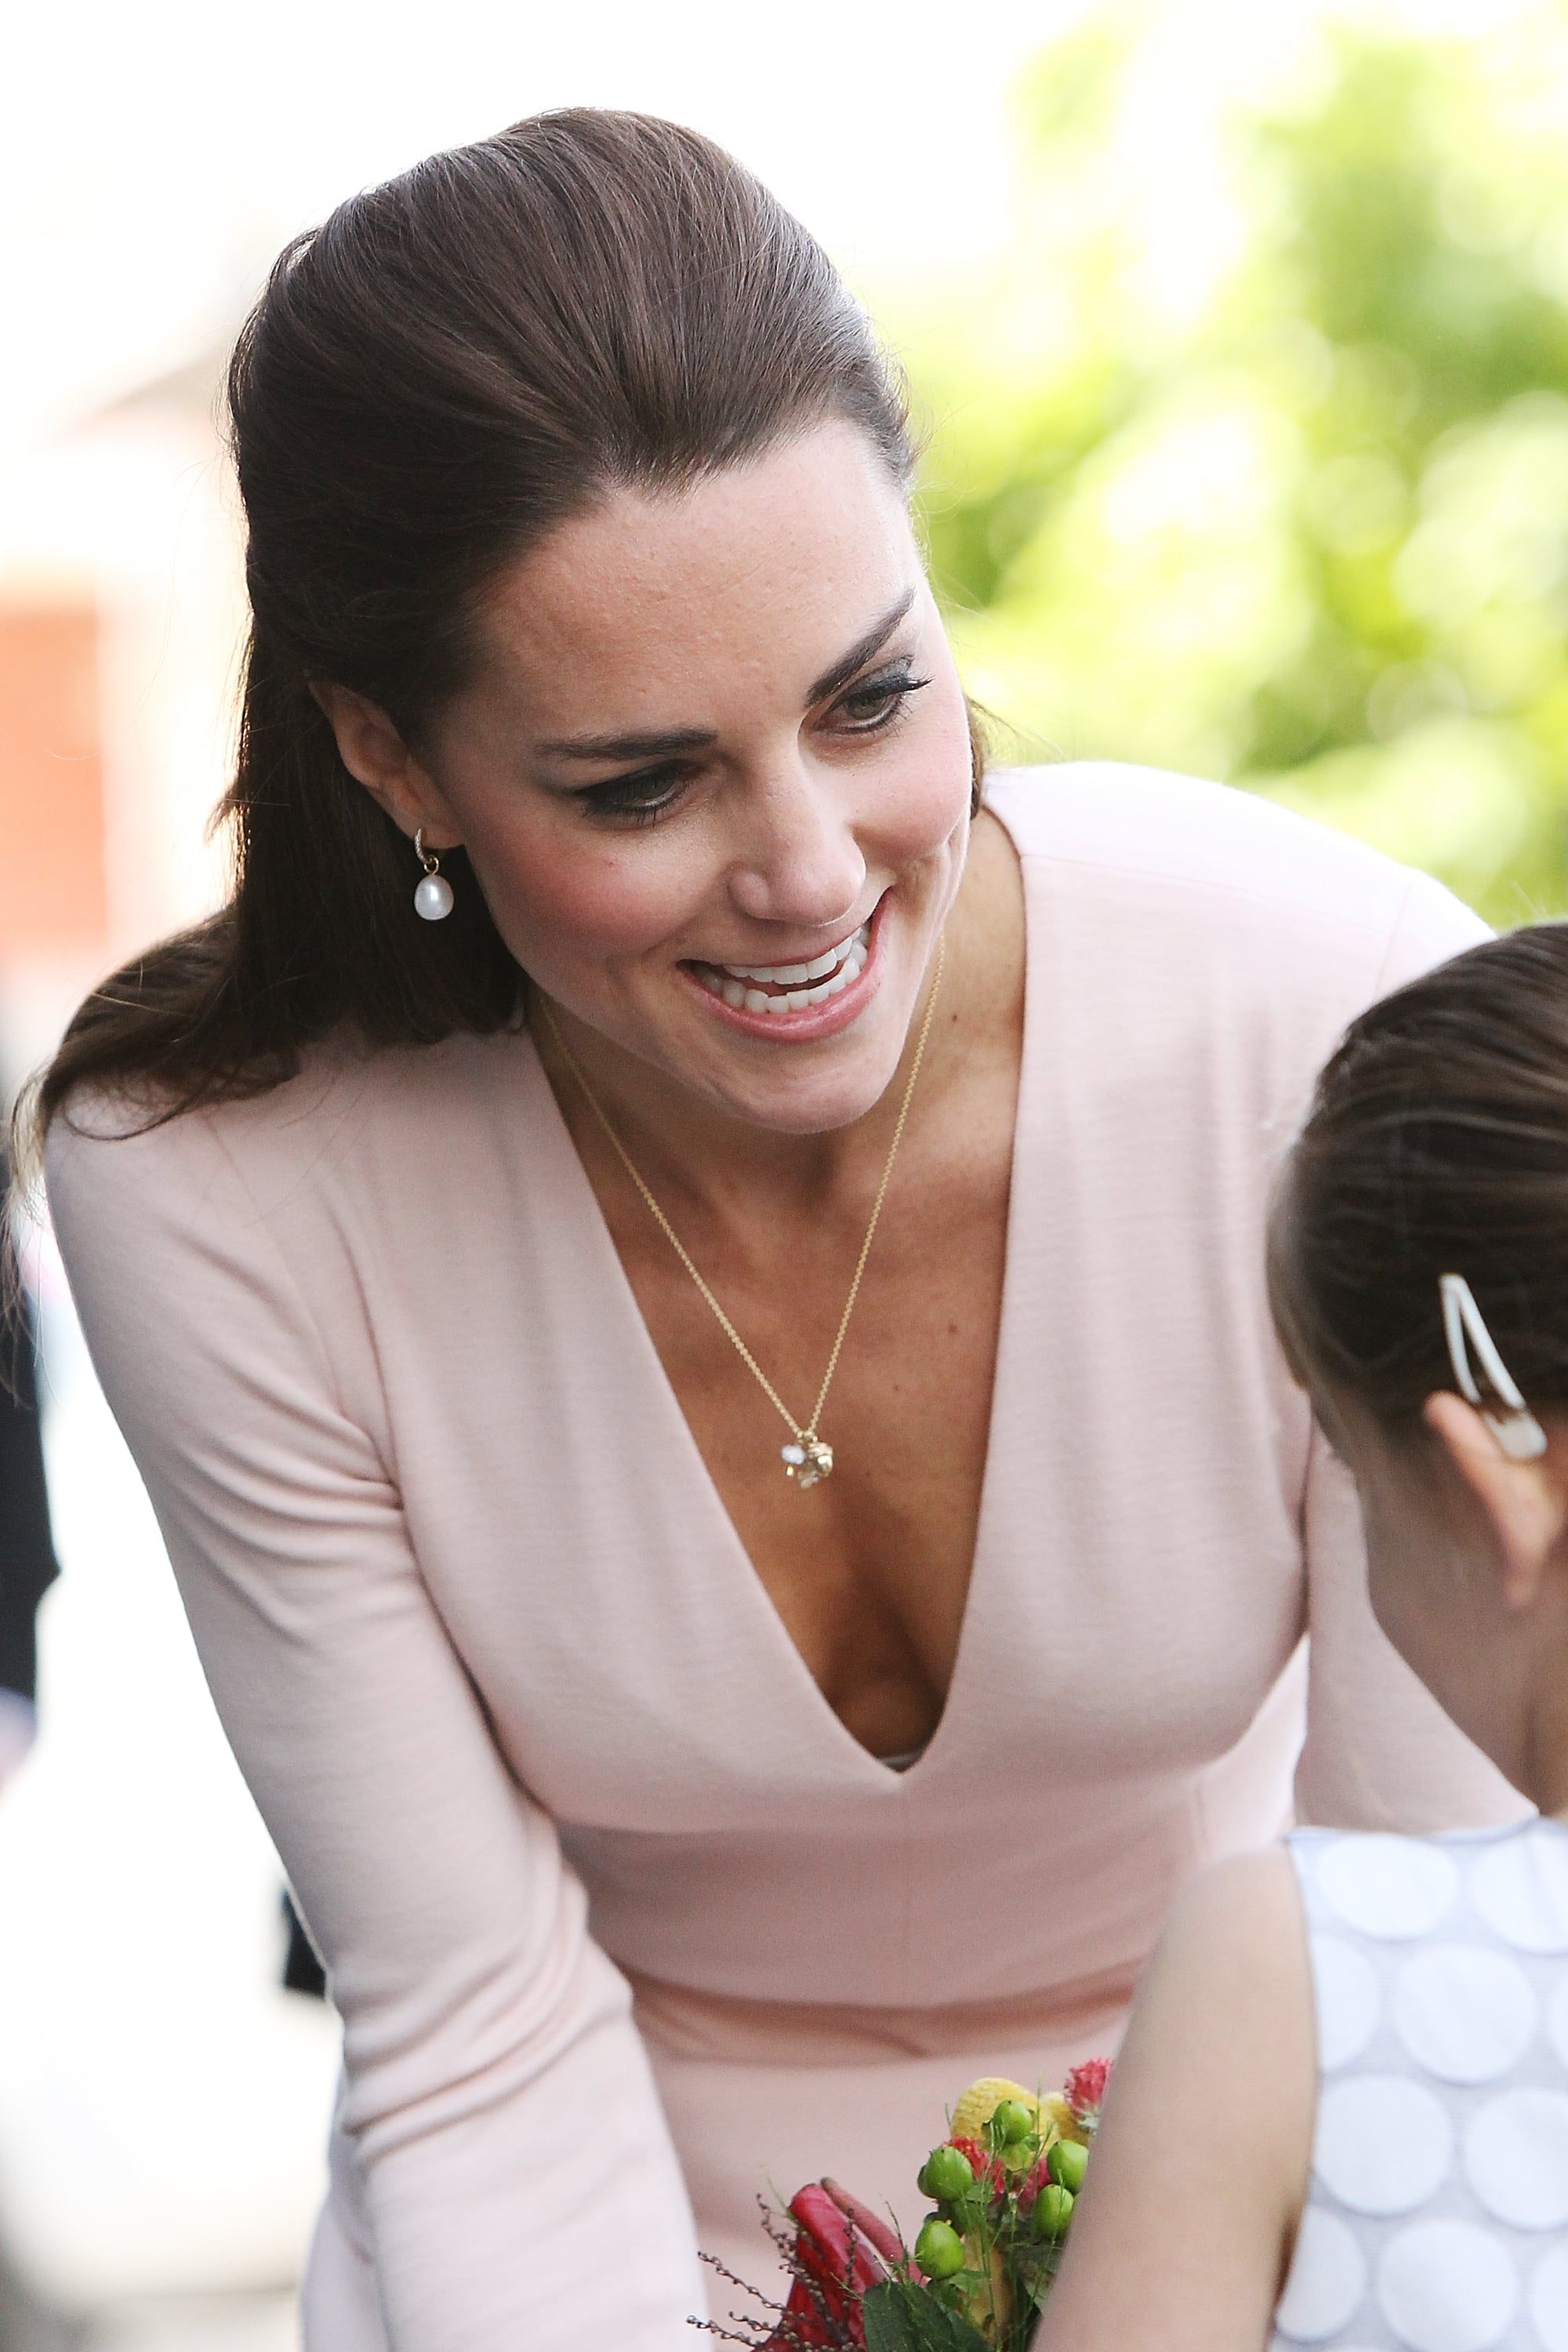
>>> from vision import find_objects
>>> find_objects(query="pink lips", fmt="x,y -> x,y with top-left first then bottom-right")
682,898 -> 888,1043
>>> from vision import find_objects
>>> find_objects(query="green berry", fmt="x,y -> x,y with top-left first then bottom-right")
915,2218 -> 967,2280
1033,2183 -> 1076,2239
990,2097 -> 1035,2146
1048,2139 -> 1088,2194
917,2145 -> 977,2204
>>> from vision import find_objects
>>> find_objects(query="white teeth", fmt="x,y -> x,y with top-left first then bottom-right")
822,947 -> 866,1000
719,922 -> 868,986
729,956 -> 826,985
699,915 -> 874,1012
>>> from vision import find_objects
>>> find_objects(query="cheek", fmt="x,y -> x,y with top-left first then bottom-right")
470,815 -> 703,966
870,691 -> 975,855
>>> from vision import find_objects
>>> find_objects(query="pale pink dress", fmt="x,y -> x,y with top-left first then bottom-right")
47,767 -> 1521,2350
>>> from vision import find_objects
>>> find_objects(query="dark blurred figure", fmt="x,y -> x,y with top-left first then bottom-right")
1,1149 -> 58,1782
282,1888 -> 328,2000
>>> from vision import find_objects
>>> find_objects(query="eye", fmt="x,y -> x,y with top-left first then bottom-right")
832,662 -> 932,734
575,762 -> 690,826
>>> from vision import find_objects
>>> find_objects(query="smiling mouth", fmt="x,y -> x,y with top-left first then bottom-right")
687,921 -> 871,1014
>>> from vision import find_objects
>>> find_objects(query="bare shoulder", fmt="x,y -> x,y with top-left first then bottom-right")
1155,1844 -> 1309,1986
1112,1846 -> 1313,2142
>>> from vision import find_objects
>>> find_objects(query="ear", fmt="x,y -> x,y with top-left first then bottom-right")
1423,1390 -> 1568,1610
309,681 -> 465,849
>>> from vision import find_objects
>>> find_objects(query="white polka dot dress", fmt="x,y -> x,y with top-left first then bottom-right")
1273,1820 -> 1568,2352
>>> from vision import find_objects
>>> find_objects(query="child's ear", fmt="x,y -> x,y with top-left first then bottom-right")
1423,1390 -> 1568,1610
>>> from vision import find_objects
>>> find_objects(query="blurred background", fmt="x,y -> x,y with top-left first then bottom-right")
4,0 -> 1567,2341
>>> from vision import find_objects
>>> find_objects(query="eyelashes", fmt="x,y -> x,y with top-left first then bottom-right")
837,669 -> 932,731
575,663 -> 932,826
577,767 -> 690,823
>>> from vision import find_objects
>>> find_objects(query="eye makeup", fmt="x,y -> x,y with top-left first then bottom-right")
570,657 -> 932,827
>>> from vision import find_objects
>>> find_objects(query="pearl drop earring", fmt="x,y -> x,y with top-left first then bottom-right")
412,828 -> 454,921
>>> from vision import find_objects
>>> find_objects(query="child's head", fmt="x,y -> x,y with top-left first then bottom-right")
1269,923 -> 1568,1806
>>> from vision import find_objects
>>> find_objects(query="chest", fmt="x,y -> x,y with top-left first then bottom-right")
343,848 -> 1318,1806
592,1102 -> 1016,1762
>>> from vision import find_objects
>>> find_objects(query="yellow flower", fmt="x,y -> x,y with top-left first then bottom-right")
949,2076 -> 1041,2142
1040,2092 -> 1087,2147
948,2076 -> 1058,2175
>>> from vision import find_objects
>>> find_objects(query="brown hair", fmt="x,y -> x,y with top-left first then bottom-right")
22,108 -> 969,1161
1269,922 -> 1568,1436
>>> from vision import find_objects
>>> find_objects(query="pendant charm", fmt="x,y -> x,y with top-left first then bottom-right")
781,1433 -> 834,1489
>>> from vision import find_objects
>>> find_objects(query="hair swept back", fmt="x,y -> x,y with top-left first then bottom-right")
19,107 -> 968,1176
1269,921 -> 1568,1437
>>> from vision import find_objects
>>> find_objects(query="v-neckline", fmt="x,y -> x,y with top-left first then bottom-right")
524,796 -> 1036,1785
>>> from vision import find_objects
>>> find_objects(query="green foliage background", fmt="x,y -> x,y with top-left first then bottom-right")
898,5 -> 1568,924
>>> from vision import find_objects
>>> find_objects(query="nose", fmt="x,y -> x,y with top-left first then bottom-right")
726,757 -> 867,933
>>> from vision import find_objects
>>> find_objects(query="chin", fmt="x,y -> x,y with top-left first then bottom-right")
702,1050 -> 906,1137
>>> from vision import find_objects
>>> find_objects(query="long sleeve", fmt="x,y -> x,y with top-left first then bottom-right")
1295,862 -> 1526,1831
46,1105 -> 706,2350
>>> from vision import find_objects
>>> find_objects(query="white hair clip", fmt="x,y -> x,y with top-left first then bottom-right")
1439,1272 -> 1548,1461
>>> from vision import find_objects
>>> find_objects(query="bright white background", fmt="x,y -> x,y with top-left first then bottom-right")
1,0 -> 1527,455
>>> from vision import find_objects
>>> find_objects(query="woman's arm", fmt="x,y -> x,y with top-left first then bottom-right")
47,1106 -> 706,2350
1036,1849 -> 1315,2352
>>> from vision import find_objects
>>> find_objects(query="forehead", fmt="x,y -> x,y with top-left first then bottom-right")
469,422 -> 916,716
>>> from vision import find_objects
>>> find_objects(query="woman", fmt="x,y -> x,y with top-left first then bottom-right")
30,111 -> 1519,2349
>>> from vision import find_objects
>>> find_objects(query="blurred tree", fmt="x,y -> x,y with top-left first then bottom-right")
904,5 -> 1568,920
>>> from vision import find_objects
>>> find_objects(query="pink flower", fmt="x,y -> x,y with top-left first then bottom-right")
1064,2058 -> 1112,2130
1014,2155 -> 1052,2206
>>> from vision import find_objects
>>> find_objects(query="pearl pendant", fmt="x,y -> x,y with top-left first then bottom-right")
414,873 -> 454,921
782,1434 -> 833,1489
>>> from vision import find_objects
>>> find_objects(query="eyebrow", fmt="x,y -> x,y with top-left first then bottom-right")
534,587 -> 919,764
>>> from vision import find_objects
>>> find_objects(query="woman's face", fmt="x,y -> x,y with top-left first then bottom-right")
416,420 -> 975,1135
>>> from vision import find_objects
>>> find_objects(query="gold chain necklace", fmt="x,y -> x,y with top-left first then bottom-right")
539,932 -> 946,1490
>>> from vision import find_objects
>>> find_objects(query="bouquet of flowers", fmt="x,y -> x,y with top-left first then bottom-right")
699,2060 -> 1111,2352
